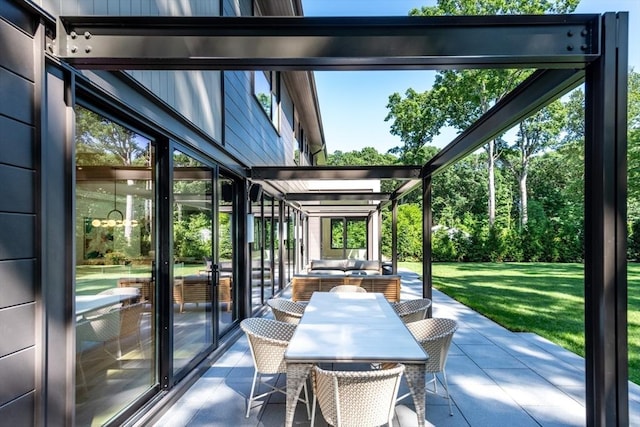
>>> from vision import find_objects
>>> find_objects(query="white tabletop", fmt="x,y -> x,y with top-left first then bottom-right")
76,294 -> 130,316
285,292 -> 428,363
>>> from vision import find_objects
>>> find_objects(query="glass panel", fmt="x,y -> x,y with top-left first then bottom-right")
264,196 -> 276,298
251,195 -> 264,309
254,71 -> 272,117
75,106 -> 156,425
346,218 -> 367,249
331,218 -> 345,250
346,217 -> 367,259
218,175 -> 236,332
172,150 -> 213,374
272,203 -> 281,290
287,209 -> 294,282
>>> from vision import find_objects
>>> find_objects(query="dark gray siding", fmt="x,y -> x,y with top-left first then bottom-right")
45,0 -> 220,17
224,71 -> 285,166
221,0 -> 303,172
126,70 -> 223,142
40,0 -> 224,144
224,70 -> 308,193
0,6 -> 37,423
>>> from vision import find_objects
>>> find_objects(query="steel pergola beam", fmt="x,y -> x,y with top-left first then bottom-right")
251,165 -> 421,180
584,12 -> 629,427
56,15 -> 600,70
285,192 -> 389,201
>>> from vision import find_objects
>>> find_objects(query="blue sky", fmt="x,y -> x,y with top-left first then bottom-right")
301,0 -> 640,154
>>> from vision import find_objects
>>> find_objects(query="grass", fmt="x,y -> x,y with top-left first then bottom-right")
399,261 -> 640,385
75,263 -> 203,294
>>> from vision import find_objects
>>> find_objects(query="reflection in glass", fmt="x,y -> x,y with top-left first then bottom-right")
74,106 -> 156,425
218,175 -> 236,332
172,151 -> 214,374
251,196 -> 264,309
264,196 -> 276,297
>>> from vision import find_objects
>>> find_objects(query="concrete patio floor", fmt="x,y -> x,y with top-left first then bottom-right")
153,270 -> 640,426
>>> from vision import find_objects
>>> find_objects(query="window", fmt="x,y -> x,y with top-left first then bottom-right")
331,217 -> 367,250
253,71 -> 280,130
293,111 -> 305,165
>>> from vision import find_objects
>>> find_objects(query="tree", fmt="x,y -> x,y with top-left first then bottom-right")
327,146 -> 397,166
327,146 -> 401,193
386,0 -> 579,227
628,70 -> 640,223
502,100 -> 567,226
75,106 -> 147,166
385,89 -> 444,159
381,204 -> 423,261
432,153 -> 487,228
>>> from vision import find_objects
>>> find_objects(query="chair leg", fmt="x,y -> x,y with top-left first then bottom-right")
246,371 -> 310,419
116,339 -> 123,360
441,369 -> 453,416
310,394 -> 318,427
246,370 -> 260,418
302,380 -> 311,420
76,349 -> 88,393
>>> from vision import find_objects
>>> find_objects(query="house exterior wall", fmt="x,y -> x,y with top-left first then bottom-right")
0,3 -> 37,423
223,70 -> 299,167
307,216 -> 322,262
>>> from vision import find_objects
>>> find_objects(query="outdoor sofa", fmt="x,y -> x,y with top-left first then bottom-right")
307,259 -> 382,275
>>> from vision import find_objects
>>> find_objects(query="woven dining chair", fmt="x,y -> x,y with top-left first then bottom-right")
240,318 -> 311,419
311,363 -> 405,427
401,317 -> 458,415
266,298 -> 305,324
391,298 -> 432,323
76,301 -> 146,392
328,284 -> 367,293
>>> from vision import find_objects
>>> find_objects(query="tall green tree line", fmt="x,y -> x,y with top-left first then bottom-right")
374,0 -> 639,262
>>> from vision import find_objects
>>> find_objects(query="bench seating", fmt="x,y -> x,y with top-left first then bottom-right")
291,275 -> 401,302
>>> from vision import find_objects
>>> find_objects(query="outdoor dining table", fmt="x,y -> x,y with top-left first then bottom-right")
284,291 -> 429,427
75,294 -> 133,317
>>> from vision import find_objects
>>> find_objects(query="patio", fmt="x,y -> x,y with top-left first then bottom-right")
152,270 -> 640,426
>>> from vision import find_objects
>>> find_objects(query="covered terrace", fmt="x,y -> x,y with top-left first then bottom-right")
56,11 -> 629,426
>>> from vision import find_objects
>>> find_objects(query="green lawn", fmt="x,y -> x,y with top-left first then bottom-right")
74,263 -> 203,294
399,261 -> 640,385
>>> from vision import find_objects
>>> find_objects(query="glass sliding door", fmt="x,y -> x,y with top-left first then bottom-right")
251,193 -> 263,308
172,150 -> 214,375
218,174 -> 236,332
264,196 -> 276,298
74,105 -> 156,425
321,216 -> 368,259
345,217 -> 368,259
286,207 -> 294,283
